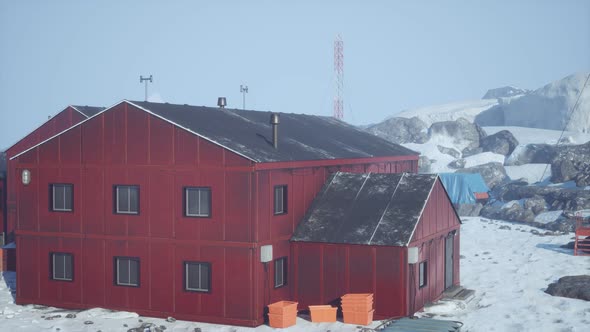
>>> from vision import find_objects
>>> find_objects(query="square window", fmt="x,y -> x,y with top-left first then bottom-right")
115,257 -> 140,287
184,261 -> 211,292
274,185 -> 287,215
419,261 -> 428,288
115,186 -> 139,214
51,184 -> 73,212
51,252 -> 73,281
185,187 -> 211,217
274,257 -> 287,288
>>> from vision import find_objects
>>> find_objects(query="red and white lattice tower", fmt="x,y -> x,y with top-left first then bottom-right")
334,35 -> 344,120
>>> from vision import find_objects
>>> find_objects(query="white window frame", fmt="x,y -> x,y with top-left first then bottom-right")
52,184 -> 73,212
115,185 -> 139,214
52,253 -> 73,281
115,257 -> 140,287
274,185 -> 287,215
274,257 -> 287,288
184,262 -> 210,292
185,187 -> 211,217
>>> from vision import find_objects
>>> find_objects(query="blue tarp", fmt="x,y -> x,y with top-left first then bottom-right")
439,173 -> 490,204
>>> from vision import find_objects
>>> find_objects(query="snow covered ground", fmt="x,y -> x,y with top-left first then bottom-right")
1,218 -> 588,331
394,99 -> 499,127
421,217 -> 590,332
483,126 -> 590,145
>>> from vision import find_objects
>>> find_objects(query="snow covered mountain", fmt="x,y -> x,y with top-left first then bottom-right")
384,72 -> 590,133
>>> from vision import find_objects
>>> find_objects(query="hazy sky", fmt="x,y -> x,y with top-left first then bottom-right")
1,0 -> 589,149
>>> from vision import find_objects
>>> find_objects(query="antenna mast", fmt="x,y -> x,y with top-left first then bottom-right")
334,35 -> 344,120
140,75 -> 153,101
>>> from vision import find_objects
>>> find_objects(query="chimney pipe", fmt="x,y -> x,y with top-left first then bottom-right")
270,113 -> 280,149
217,97 -> 227,108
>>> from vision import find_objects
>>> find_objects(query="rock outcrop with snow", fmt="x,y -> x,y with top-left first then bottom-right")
366,116 -> 428,144
482,86 -> 530,99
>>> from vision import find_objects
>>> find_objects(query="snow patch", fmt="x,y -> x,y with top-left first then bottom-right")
505,164 -> 551,183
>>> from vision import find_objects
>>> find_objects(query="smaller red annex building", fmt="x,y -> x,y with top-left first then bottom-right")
291,172 -> 461,319
8,100 -> 458,326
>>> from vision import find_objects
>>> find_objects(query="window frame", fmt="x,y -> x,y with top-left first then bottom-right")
114,185 -> 140,215
274,257 -> 287,289
273,185 -> 288,215
419,261 -> 428,288
50,183 -> 74,212
114,256 -> 140,287
184,187 -> 212,218
50,252 -> 74,282
183,261 -> 212,293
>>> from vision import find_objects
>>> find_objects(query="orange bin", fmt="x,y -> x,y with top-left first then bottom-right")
341,293 -> 374,325
268,301 -> 298,328
309,305 -> 337,323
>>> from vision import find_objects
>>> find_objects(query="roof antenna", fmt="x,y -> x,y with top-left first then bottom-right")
140,75 -> 153,101
240,84 -> 248,110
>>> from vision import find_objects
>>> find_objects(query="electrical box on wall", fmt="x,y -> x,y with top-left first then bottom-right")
260,245 -> 273,263
408,247 -> 419,264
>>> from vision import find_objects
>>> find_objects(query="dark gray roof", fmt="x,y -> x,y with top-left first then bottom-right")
130,101 -> 418,163
72,105 -> 105,118
291,172 -> 441,246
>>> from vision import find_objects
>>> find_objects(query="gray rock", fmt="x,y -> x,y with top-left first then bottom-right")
480,130 -> 519,156
545,275 -> 590,301
65,313 -> 76,319
461,146 -> 483,158
437,145 -> 461,158
455,203 -> 483,216
456,162 -> 508,189
505,144 -> 556,166
448,158 -> 466,169
551,142 -> 590,186
418,156 -> 432,173
166,317 -> 176,323
429,118 -> 485,150
366,117 -> 428,144
482,86 -> 530,99
84,321 -> 93,325
523,195 -> 547,215
495,183 -> 590,212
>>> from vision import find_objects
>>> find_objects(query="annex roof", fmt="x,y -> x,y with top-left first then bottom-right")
291,172 -> 442,246
129,101 -> 418,163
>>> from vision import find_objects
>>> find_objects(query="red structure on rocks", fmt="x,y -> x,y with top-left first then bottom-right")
8,100 -> 459,326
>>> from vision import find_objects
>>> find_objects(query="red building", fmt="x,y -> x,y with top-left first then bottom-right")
291,172 -> 461,319
2,105 -> 104,271
8,100 -> 457,326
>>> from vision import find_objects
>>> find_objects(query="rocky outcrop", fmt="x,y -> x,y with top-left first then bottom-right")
545,275 -> 590,301
437,145 -> 461,158
482,86 -> 530,99
367,117 -> 428,144
494,182 -> 590,212
429,118 -> 487,150
480,130 -> 519,156
448,159 -> 466,169
455,203 -> 483,217
456,162 -> 508,189
551,142 -> 590,186
505,144 -> 556,166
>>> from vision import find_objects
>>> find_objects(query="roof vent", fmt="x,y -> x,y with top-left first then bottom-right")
217,97 -> 227,108
270,113 -> 280,149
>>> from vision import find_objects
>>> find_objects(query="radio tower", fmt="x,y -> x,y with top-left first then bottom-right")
334,35 -> 344,120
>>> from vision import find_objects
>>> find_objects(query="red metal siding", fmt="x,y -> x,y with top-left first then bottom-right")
408,179 -> 461,315
291,242 -> 408,319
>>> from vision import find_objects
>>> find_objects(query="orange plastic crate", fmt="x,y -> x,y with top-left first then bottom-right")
268,313 -> 297,328
268,301 -> 298,315
341,302 -> 373,312
309,305 -> 337,323
342,309 -> 374,325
